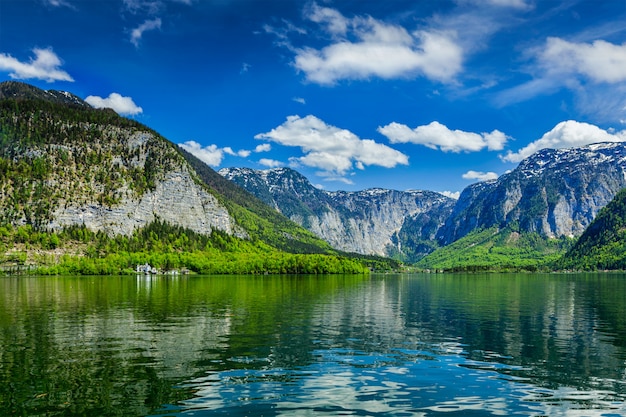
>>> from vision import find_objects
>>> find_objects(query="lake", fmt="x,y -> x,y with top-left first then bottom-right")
1,273 -> 625,416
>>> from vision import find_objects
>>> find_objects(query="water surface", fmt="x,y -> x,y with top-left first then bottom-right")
1,273 -> 625,416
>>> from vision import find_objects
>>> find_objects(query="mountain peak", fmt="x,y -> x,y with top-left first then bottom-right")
0,81 -> 90,108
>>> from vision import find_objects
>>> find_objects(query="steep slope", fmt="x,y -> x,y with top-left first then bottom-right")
438,143 -> 626,245
179,152 -> 334,254
559,188 -> 626,270
0,84 -> 242,237
219,167 -> 455,261
0,81 -> 333,255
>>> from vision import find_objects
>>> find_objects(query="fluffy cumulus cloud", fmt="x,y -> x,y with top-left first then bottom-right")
292,4 -> 463,85
179,141 -> 253,167
502,120 -> 626,163
85,93 -> 143,115
538,37 -> 626,84
259,158 -> 283,168
255,115 -> 408,181
378,121 -> 509,152
254,143 -> 271,153
462,170 -> 499,181
179,142 -> 224,167
440,190 -> 460,200
0,47 -> 73,82
130,18 -> 162,47
224,147 -> 251,158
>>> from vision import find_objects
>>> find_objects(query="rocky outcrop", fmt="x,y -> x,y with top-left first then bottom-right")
437,142 -> 626,244
219,167 -> 454,260
49,169 -> 244,237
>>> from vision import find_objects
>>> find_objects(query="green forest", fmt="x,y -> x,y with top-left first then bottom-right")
558,188 -> 626,271
416,226 -> 574,272
0,220 -> 380,275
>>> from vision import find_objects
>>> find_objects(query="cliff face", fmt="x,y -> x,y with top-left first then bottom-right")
48,168 -> 239,237
437,142 -> 626,245
0,83 -> 244,238
219,167 -> 455,260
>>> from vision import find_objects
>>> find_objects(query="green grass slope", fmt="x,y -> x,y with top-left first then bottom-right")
416,226 -> 573,272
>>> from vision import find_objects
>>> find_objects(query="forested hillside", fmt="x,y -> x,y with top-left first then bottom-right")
0,81 -> 379,275
558,188 -> 626,270
417,226 -> 573,272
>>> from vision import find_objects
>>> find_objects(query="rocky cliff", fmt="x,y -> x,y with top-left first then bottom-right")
219,167 -> 455,260
437,142 -> 626,245
0,95 -> 244,238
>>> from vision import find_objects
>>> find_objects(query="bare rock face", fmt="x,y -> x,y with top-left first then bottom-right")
437,142 -> 626,245
49,169 -> 244,237
0,106 -> 244,238
219,167 -> 455,260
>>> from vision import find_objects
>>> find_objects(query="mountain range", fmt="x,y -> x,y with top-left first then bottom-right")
219,142 -> 626,263
2,80 -> 626,271
219,167 -> 455,262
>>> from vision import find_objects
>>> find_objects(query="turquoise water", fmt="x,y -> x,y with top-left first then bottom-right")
1,273 -> 625,416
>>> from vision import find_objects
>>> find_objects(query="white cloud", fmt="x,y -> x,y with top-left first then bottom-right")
496,38 -> 626,122
457,0 -> 532,10
224,147 -> 251,158
0,47 -> 74,82
305,3 -> 349,37
502,120 -> 626,163
254,115 -> 408,180
85,92 -> 143,115
440,190 -> 460,200
179,141 -> 252,167
462,170 -> 499,181
130,18 -> 162,47
258,158 -> 283,168
254,143 -> 271,153
292,5 -> 463,85
45,0 -> 75,8
179,141 -> 224,167
292,97 -> 306,105
539,37 -> 626,84
378,121 -> 509,152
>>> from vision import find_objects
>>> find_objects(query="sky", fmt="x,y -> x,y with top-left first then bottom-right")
2,0 -> 626,197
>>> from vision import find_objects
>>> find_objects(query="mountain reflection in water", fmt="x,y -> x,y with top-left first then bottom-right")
0,273 -> 625,416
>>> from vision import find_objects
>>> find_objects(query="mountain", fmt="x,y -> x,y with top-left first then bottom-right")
0,81 -> 333,255
558,188 -> 626,270
437,142 -> 626,245
0,80 -> 90,108
220,142 -> 626,269
219,167 -> 455,261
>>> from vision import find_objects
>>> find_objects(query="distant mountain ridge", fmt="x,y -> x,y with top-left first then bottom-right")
222,142 -> 626,266
219,167 -> 455,261
437,142 -> 626,245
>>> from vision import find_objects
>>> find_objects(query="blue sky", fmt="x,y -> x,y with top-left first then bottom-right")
2,0 -> 626,197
